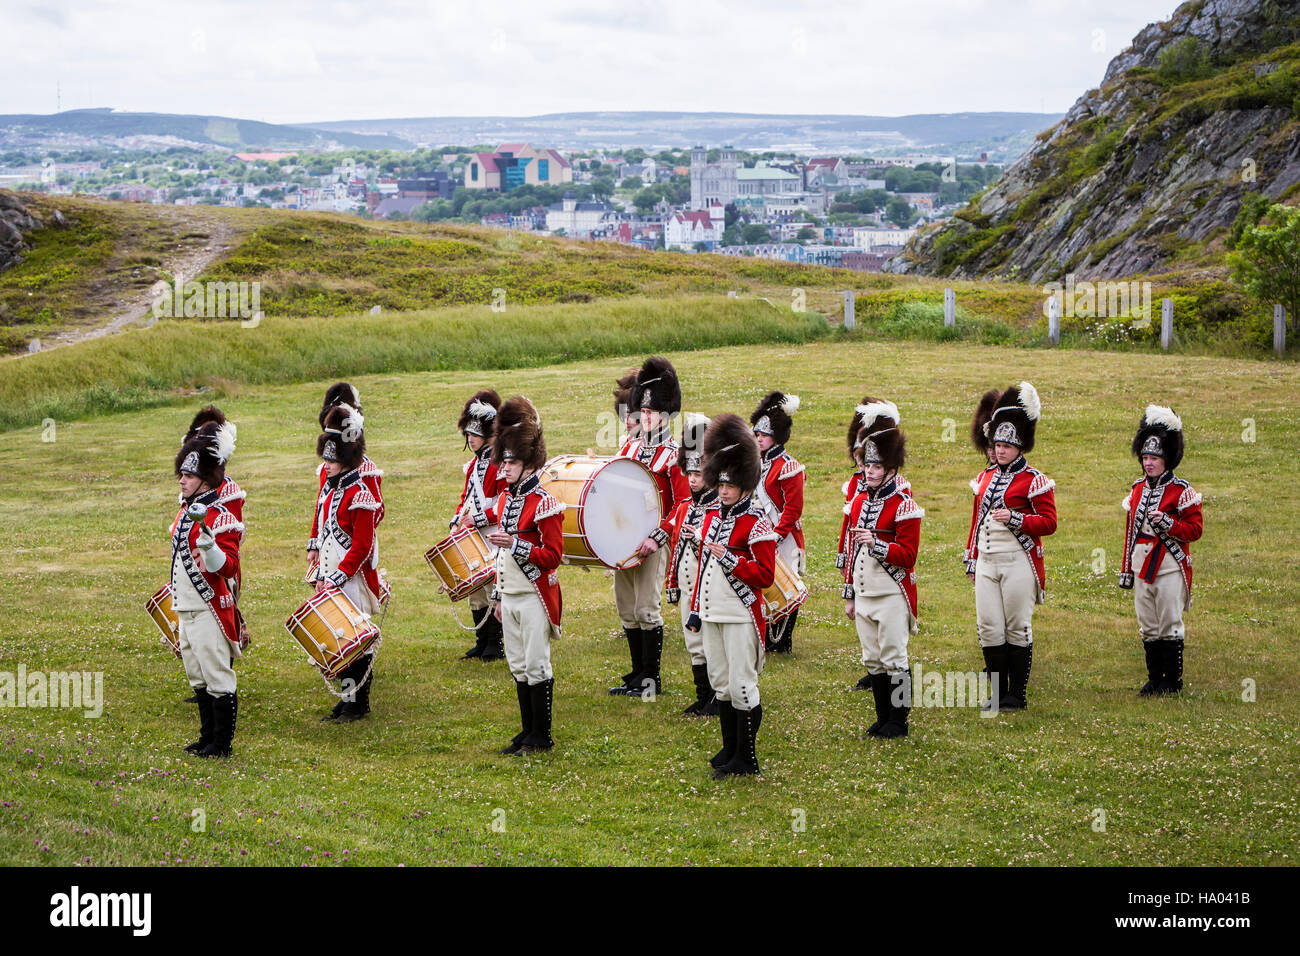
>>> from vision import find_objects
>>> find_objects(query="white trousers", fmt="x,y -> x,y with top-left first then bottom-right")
500,591 -> 553,685
467,582 -> 490,612
614,548 -> 667,629
178,609 -> 237,696
853,591 -> 910,674
1135,571 -> 1185,642
975,551 -> 1037,647
701,620 -> 760,711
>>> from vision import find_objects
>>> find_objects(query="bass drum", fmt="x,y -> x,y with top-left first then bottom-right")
538,455 -> 663,569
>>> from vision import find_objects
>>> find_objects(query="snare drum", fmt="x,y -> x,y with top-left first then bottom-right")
284,588 -> 380,679
424,526 -> 496,601
145,584 -> 183,659
762,551 -> 808,623
538,455 -> 663,569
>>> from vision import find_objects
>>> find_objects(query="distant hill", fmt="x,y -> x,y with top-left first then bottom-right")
890,0 -> 1300,281
0,108 -> 409,151
303,110 -> 1062,159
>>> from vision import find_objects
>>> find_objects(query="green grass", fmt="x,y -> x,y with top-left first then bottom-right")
1,339 -> 1297,865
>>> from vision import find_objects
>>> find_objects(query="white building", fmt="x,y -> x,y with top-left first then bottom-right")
545,193 -> 617,238
854,226 -> 918,250
664,204 -> 724,250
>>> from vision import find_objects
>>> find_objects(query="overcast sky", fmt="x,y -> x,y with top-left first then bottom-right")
5,0 -> 1180,123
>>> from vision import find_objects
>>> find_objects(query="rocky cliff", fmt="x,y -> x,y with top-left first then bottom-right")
889,0 -> 1300,282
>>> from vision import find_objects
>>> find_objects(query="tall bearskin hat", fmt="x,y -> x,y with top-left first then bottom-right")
614,368 -> 639,421
317,403 -> 366,470
845,395 -> 873,463
633,356 -> 681,416
458,389 -> 501,441
702,413 -> 761,492
678,413 -> 712,474
750,391 -> 800,446
491,396 -> 547,472
970,389 -> 1003,457
985,382 -> 1040,453
1132,404 -> 1184,470
852,398 -> 905,472
319,382 -> 362,429
176,419 -> 237,488
186,405 -> 227,441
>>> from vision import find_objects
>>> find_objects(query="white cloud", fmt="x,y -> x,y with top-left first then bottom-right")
0,0 -> 1179,122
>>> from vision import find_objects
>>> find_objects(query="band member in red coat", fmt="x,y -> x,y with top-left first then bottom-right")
749,392 -> 805,655
665,414 -> 718,716
965,383 -> 1057,711
838,397 -> 910,577
177,406 -> 246,705
453,390 -> 506,662
615,368 -> 641,445
686,414 -> 777,778
610,357 -> 691,699
309,382 -> 384,598
841,400 -> 923,738
482,397 -> 565,755
313,404 -> 385,722
171,421 -> 245,757
1120,405 -> 1203,695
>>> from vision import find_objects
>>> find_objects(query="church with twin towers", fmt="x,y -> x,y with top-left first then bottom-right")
689,145 -> 739,211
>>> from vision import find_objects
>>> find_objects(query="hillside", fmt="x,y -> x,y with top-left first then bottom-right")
890,0 -> 1300,281
0,108 -> 407,150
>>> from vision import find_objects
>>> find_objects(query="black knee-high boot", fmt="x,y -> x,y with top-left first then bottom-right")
337,657 -> 373,722
710,699 -> 737,769
462,607 -> 489,659
501,680 -> 533,755
877,671 -> 910,738
770,609 -> 797,654
683,663 -> 714,716
1004,644 -> 1031,710
479,610 -> 504,662
1139,641 -> 1162,696
981,644 -> 1010,712
200,691 -> 236,757
633,626 -> 664,697
521,679 -> 554,752
1160,639 -> 1184,693
866,672 -> 891,737
610,627 -> 643,695
185,687 -> 214,753
717,704 -> 762,776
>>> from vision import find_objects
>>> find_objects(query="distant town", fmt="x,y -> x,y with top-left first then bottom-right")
1,140 -> 1005,271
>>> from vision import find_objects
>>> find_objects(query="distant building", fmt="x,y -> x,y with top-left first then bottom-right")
372,197 -> 426,219
545,192 -> 616,237
664,203 -> 724,250
465,143 -> 573,191
690,145 -> 739,210
854,226 -> 918,250
232,152 -> 297,162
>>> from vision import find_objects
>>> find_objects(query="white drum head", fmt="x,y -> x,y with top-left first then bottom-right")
583,458 -> 662,567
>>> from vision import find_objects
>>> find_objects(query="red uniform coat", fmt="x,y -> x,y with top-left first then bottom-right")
964,458 -> 1057,599
484,473 -> 565,628
619,435 -> 690,547
840,478 -> 923,625
757,445 -> 805,550
214,476 -> 246,524
311,456 -> 383,551
453,445 -> 504,529
316,468 -> 383,600
169,488 -> 244,648
687,498 -> 778,642
837,472 -> 911,568
665,488 -> 718,602
1119,472 -> 1203,603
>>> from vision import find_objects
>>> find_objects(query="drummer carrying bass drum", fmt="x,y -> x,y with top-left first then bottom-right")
312,404 -> 386,723
749,391 -> 805,655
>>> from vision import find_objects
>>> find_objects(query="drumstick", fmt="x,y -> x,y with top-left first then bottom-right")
614,551 -> 642,570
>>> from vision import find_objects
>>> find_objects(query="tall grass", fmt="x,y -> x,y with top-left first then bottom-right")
0,296 -> 827,431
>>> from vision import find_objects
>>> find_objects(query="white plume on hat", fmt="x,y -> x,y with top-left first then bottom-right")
468,399 -> 497,420
209,422 -> 237,464
1016,382 -> 1041,421
1145,404 -> 1182,432
780,394 -> 800,415
855,400 -> 900,426
337,402 -> 364,434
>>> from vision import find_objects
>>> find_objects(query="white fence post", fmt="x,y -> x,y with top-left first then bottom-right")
1048,294 -> 1060,346
1160,298 -> 1174,350
843,290 -> 855,331
944,287 -> 955,328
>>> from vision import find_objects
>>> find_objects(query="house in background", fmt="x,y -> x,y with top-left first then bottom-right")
465,143 -> 573,191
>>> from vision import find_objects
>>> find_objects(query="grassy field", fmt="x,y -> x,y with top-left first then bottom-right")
1,338 -> 1297,866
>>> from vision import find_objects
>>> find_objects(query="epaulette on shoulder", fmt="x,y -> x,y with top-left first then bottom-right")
359,457 -> 383,478
778,457 -> 805,481
534,492 -> 567,522
1177,483 -> 1202,510
1026,471 -> 1056,498
215,479 -> 246,506
348,484 -> 381,512
895,496 -> 925,522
